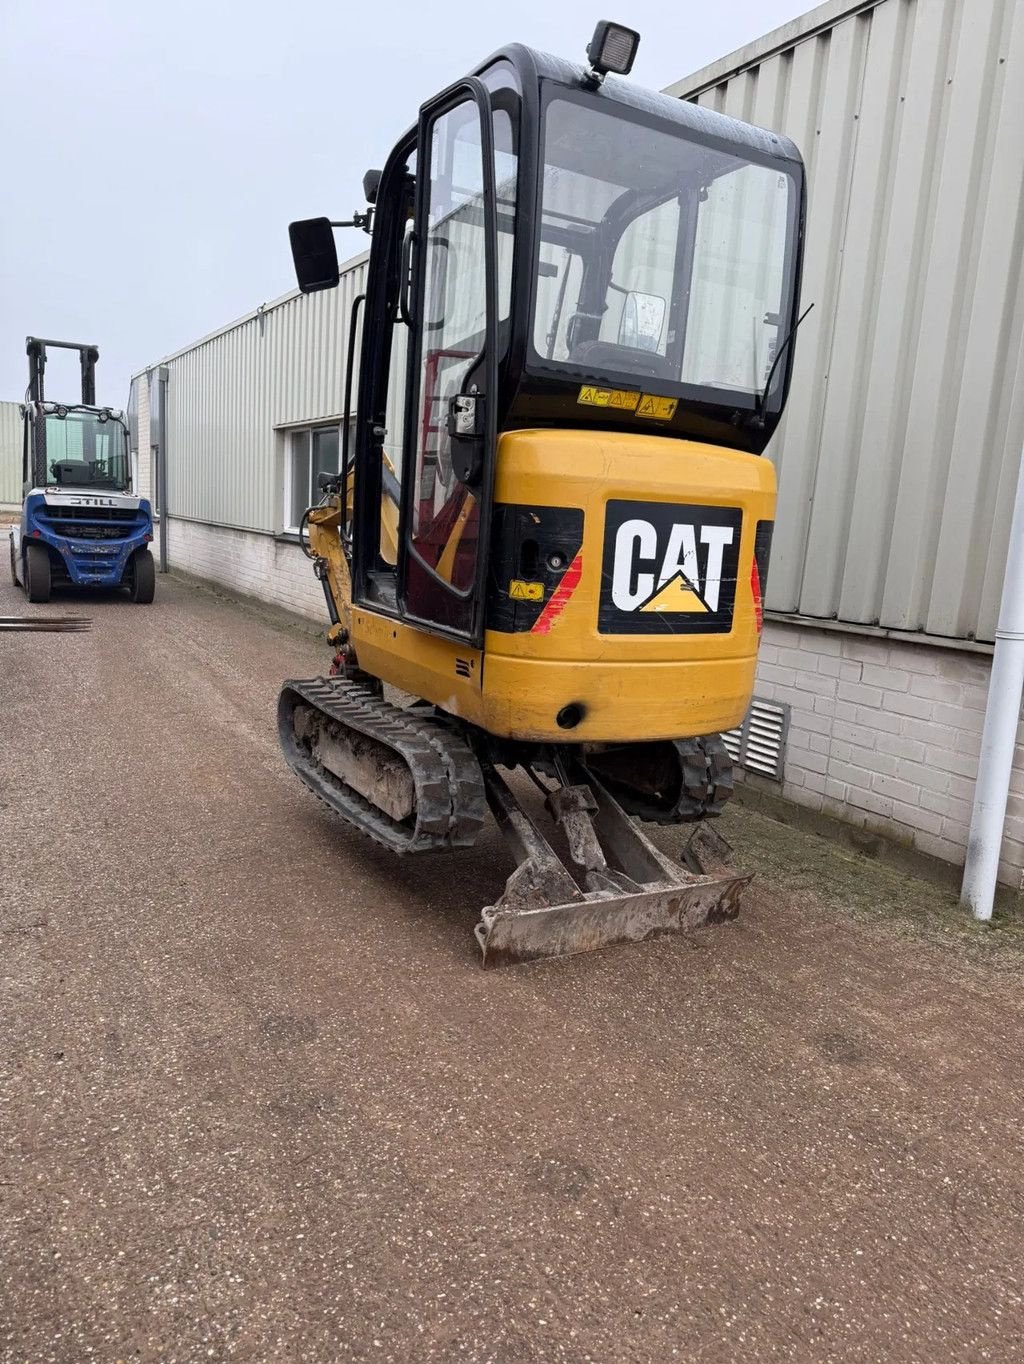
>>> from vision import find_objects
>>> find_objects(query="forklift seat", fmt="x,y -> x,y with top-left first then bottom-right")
51,460 -> 93,484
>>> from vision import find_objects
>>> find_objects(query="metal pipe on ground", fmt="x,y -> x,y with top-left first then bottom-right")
960,444 -> 1024,921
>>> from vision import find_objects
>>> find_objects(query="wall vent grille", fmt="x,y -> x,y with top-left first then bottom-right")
721,697 -> 790,782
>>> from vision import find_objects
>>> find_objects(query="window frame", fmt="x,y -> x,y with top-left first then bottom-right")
281,419 -> 351,535
403,95 -> 491,602
394,74 -> 499,645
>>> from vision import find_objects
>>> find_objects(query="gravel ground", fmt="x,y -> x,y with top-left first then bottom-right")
2,570 -> 1024,1363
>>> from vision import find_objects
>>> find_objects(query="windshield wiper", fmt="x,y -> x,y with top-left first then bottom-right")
748,302 -> 814,429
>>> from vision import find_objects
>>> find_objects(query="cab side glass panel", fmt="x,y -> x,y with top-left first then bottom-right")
682,163 -> 792,393
404,98 -> 488,628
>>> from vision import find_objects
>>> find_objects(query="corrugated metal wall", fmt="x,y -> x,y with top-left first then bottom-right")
135,371 -> 153,504
0,401 -> 22,506
669,0 -> 1024,643
141,255 -> 369,534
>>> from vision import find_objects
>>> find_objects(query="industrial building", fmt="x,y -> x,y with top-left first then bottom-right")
9,0 -> 1021,885
1,401 -> 21,509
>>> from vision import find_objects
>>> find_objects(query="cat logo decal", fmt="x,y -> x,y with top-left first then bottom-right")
600,500 -> 743,635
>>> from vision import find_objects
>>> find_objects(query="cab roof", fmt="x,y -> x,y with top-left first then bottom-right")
479,42 -> 803,168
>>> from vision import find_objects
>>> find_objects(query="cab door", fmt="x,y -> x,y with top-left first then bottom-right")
398,80 -> 498,644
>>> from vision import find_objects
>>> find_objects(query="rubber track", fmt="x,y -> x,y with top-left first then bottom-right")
278,677 -> 487,855
583,735 -> 736,825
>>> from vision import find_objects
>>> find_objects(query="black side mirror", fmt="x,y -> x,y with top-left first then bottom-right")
362,169 -> 382,205
288,217 -> 340,294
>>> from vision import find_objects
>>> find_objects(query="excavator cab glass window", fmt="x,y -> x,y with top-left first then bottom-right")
530,89 -> 799,413
352,60 -> 518,633
406,97 -> 489,609
491,108 -> 517,324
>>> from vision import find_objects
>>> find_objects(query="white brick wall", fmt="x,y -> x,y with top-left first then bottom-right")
754,622 -> 1021,886
164,516 -> 325,622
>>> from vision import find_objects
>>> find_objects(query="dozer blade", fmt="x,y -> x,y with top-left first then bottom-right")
475,763 -> 751,968
478,876 -> 750,968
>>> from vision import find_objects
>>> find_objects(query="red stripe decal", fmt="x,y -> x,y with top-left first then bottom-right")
531,552 -> 583,635
751,558 -> 763,634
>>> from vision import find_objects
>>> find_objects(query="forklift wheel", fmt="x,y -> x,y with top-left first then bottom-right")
25,542 -> 51,604
129,548 -> 156,604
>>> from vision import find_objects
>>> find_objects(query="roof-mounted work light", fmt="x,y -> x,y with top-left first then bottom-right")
584,20 -> 640,85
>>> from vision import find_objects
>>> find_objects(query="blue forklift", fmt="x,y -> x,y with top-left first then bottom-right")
9,337 -> 156,604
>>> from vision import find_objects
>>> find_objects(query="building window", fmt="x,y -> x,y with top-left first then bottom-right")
284,424 -> 341,532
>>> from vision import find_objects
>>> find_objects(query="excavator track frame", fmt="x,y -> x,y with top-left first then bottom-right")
583,735 -> 737,824
278,676 -> 751,968
278,677 -> 486,853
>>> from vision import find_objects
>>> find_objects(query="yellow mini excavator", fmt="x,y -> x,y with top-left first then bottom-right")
278,22 -> 805,966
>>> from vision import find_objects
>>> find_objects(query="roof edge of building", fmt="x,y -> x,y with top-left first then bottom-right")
663,0 -> 886,100
130,247 -> 371,381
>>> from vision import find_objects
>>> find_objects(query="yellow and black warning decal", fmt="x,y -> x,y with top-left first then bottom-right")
576,385 -> 641,412
509,579 -> 544,601
599,499 -> 742,635
635,394 -> 678,421
576,386 -> 678,421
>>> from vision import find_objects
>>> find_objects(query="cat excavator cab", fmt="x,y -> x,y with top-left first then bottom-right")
278,23 -> 805,965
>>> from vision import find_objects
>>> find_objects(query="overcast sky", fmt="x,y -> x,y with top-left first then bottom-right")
0,0 -> 807,406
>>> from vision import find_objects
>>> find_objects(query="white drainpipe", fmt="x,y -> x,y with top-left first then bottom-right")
960,444 -> 1024,920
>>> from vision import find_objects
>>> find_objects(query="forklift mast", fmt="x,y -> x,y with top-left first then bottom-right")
26,336 -> 100,406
